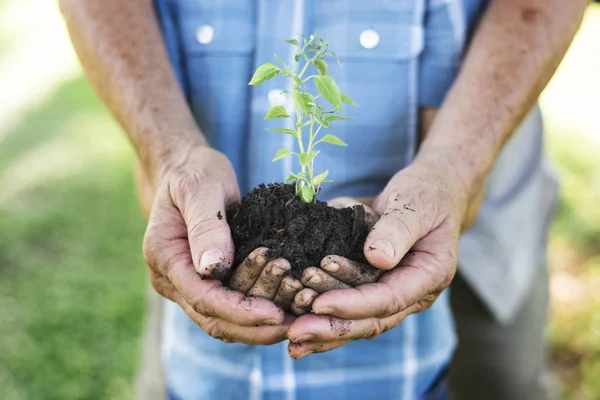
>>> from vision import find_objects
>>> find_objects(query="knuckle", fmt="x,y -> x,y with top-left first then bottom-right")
203,317 -> 226,340
365,320 -> 385,339
379,283 -> 406,317
187,213 -> 227,240
170,170 -> 209,196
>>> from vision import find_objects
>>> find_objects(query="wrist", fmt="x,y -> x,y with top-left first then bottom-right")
409,150 -> 476,223
140,129 -> 208,187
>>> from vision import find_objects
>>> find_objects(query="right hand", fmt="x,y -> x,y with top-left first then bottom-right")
141,145 -> 291,344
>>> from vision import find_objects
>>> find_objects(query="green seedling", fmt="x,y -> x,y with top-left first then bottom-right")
248,34 -> 358,203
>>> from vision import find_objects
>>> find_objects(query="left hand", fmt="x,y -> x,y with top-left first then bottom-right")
287,160 -> 472,358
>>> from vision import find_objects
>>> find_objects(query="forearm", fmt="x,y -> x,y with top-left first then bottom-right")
60,0 -> 205,183
417,0 -> 587,204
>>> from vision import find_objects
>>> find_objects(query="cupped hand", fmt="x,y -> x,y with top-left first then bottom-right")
141,145 -> 290,344
287,161 -> 471,357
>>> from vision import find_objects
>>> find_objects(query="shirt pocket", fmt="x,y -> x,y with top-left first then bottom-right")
175,0 -> 256,177
307,1 -> 425,198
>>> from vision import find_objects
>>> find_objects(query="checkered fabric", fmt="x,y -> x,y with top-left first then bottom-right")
152,0 -> 555,398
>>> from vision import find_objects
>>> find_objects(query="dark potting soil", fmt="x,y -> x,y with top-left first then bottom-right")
226,183 -> 369,278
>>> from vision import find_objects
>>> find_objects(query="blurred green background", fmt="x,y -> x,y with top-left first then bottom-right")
0,1 -> 598,399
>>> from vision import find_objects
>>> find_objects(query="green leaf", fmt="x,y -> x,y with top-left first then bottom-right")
272,148 -> 292,162
293,171 -> 309,182
284,175 -> 297,184
330,51 -> 341,66
313,170 -> 329,185
267,127 -> 298,137
299,151 -> 320,166
317,117 -> 329,128
315,76 -> 342,110
314,59 -> 328,76
264,106 -> 290,120
249,63 -> 280,85
325,115 -> 354,122
285,39 -> 300,46
341,93 -> 358,107
295,53 -> 301,62
295,92 -> 314,115
298,185 -> 315,203
320,134 -> 348,146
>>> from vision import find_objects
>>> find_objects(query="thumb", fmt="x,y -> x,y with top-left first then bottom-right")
364,194 -> 423,270
172,179 -> 238,281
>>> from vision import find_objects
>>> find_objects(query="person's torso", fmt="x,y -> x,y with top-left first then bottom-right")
154,0 -> 557,398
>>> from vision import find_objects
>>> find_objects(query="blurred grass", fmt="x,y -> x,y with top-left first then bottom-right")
0,2 -> 598,400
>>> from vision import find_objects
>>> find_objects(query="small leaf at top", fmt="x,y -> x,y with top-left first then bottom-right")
264,106 -> 290,120
341,93 -> 359,107
330,51 -> 341,66
320,134 -> 348,146
267,127 -> 299,137
285,39 -> 300,46
314,59 -> 328,76
249,63 -> 280,85
315,76 -> 342,110
295,92 -> 315,115
313,170 -> 329,185
299,185 -> 315,203
272,148 -> 293,162
325,115 -> 354,122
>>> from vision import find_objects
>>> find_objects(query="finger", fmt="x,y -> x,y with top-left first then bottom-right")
288,339 -> 350,359
291,288 -> 319,315
364,195 -> 425,270
170,176 -> 238,281
165,248 -> 285,325
313,230 -> 454,319
301,267 -> 351,292
228,247 -> 269,292
174,291 -> 293,345
248,259 -> 292,299
327,197 -> 378,230
320,255 -> 383,286
273,276 -> 303,309
288,309 -> 416,343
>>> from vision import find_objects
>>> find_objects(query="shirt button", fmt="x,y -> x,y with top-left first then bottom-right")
359,29 -> 380,49
196,25 -> 214,45
268,89 -> 287,107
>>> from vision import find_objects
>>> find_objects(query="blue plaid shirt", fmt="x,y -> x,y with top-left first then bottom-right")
155,0 -> 488,399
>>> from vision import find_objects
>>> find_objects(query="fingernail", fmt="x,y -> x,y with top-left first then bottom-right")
295,334 -> 316,342
200,248 -> 225,267
370,240 -> 395,259
322,263 -> 339,273
314,307 -> 334,315
254,255 -> 267,267
285,280 -> 302,290
272,263 -> 289,276
299,350 -> 314,358
264,318 -> 281,325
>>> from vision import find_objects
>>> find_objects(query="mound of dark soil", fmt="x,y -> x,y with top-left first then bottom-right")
226,184 -> 368,278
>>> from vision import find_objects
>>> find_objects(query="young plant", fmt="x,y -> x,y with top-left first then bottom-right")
248,34 -> 358,203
